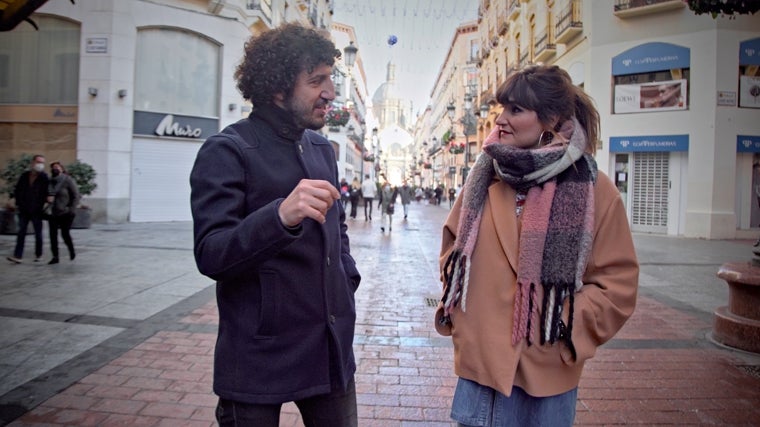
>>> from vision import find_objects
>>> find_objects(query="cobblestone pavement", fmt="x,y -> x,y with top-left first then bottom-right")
1,201 -> 760,426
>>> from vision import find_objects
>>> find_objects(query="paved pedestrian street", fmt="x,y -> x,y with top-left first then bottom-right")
1,202 -> 759,426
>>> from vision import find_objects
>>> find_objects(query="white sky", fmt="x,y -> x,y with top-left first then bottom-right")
332,0 -> 478,117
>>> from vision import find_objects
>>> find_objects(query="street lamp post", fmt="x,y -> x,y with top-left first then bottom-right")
343,42 -> 358,180
372,127 -> 379,182
446,102 -> 456,189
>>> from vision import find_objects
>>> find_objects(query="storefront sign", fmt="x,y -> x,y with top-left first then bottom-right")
85,37 -> 108,54
612,42 -> 690,76
717,91 -> 737,106
737,135 -> 760,153
0,105 -> 78,123
614,79 -> 687,114
609,134 -> 689,152
739,37 -> 760,65
133,110 -> 218,139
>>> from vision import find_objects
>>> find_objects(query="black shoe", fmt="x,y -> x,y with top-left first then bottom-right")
404,215 -> 407,219
48,258 -> 59,265
70,252 -> 76,261
380,227 -> 385,233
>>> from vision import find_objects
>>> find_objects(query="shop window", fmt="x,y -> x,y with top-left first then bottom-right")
135,28 -> 220,117
613,69 -> 690,114
611,42 -> 690,115
739,37 -> 759,109
0,15 -> 80,104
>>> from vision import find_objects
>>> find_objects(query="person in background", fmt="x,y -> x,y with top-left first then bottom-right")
435,64 -> 639,426
349,177 -> 361,220
7,154 -> 49,264
398,180 -> 413,220
379,180 -> 398,233
46,161 -> 79,264
339,177 -> 349,208
190,23 -> 360,427
361,173 -> 376,221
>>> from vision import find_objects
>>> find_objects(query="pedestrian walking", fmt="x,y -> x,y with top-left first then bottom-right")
339,177 -> 349,209
189,23 -> 361,427
7,154 -> 49,264
435,64 -> 639,426
398,180 -> 413,219
46,161 -> 79,264
379,181 -> 397,233
349,177 -> 361,219
361,174 -> 376,221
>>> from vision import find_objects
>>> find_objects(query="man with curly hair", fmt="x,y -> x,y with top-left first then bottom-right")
190,23 -> 361,426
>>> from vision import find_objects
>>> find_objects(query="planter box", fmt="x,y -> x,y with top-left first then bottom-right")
71,207 -> 92,229
0,209 -> 17,235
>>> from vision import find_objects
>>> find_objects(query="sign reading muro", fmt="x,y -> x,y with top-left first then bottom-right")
133,110 -> 219,140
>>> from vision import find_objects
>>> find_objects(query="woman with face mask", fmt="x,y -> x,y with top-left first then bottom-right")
46,161 -> 79,264
435,65 -> 639,426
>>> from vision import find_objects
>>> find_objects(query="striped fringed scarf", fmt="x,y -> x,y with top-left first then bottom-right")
440,117 -> 597,360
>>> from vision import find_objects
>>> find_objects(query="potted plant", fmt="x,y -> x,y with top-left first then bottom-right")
65,159 -> 97,229
325,105 -> 350,128
0,153 -> 34,235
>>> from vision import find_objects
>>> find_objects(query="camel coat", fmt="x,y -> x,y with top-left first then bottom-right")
435,171 -> 638,398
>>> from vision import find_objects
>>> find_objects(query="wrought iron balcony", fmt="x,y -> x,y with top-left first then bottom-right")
613,0 -> 686,18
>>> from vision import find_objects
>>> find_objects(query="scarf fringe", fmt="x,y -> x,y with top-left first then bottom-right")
441,250 -> 471,323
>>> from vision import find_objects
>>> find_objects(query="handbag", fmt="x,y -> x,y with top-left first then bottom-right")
42,203 -> 53,220
386,203 -> 394,215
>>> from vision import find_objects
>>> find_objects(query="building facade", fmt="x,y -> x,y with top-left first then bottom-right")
0,0 -> 335,223
461,0 -> 760,239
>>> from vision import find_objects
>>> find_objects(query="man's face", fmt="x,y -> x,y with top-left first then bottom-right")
31,156 -> 45,173
282,63 -> 335,130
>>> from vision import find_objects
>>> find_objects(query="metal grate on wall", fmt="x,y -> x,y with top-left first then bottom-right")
631,152 -> 669,233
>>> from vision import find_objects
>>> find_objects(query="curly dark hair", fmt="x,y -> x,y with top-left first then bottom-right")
234,23 -> 341,107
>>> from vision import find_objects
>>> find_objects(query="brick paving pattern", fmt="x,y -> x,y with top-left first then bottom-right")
3,203 -> 760,426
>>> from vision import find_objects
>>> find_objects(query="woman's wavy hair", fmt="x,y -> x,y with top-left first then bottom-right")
234,23 -> 341,107
496,64 -> 600,154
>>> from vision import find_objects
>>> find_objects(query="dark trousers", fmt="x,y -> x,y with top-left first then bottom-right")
216,378 -> 357,427
349,197 -> 359,218
363,197 -> 374,220
49,213 -> 75,260
14,213 -> 43,259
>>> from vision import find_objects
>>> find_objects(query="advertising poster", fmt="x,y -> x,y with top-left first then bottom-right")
739,75 -> 760,108
614,79 -> 687,114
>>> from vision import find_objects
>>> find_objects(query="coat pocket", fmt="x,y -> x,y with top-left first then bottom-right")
255,270 -> 281,337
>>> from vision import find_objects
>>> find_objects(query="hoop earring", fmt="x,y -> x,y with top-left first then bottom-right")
537,130 -> 553,147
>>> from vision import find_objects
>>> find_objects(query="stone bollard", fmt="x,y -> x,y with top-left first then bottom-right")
713,250 -> 760,354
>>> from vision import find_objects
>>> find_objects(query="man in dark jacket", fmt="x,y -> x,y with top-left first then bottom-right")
190,23 -> 361,427
7,154 -> 49,264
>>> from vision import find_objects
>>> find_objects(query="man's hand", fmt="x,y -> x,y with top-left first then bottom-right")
279,179 -> 340,227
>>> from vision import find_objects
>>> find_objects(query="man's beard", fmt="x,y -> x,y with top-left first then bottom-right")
286,96 -> 327,130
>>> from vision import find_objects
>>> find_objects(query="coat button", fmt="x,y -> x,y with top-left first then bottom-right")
329,315 -> 336,324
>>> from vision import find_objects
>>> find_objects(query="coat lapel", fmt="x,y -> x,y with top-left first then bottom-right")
487,181 -> 520,272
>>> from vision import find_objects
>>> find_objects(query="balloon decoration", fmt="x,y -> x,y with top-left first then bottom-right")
387,35 -> 398,46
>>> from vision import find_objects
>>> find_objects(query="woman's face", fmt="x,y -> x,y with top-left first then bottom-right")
493,102 -> 545,149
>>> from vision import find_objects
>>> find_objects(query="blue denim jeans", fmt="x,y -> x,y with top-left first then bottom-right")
14,213 -> 43,259
451,377 -> 577,427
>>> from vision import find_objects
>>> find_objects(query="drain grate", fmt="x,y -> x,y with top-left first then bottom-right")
737,365 -> 760,379
425,297 -> 439,307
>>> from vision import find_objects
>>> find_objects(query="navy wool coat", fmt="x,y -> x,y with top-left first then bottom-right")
190,109 -> 361,404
